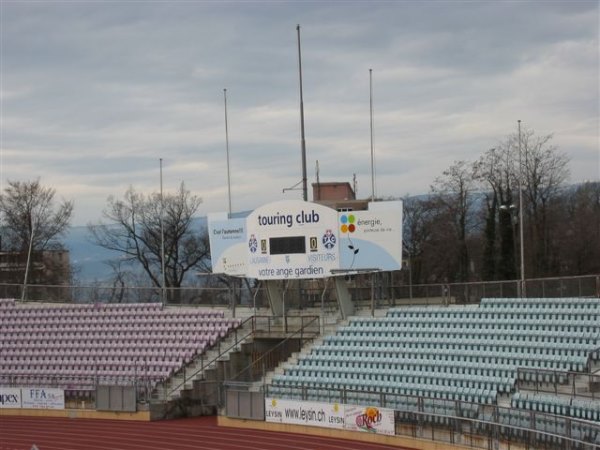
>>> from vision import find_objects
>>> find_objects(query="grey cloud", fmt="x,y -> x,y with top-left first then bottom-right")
1,1 -> 598,224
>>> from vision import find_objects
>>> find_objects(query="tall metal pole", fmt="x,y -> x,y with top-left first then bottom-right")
21,218 -> 35,302
517,120 -> 526,298
369,68 -> 375,201
297,24 -> 308,202
160,158 -> 166,305
223,88 -> 232,218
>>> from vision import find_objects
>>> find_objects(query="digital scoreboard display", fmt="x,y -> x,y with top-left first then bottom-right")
269,236 -> 306,255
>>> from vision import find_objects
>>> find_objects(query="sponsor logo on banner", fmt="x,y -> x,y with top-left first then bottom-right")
344,405 -> 395,435
0,387 -> 21,408
21,388 -> 65,410
265,398 -> 345,429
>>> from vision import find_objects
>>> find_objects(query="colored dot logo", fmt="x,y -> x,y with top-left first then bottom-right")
340,214 -> 356,233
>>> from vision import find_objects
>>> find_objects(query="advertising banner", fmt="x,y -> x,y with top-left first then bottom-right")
0,387 -> 22,409
265,398 -> 345,429
246,200 -> 339,280
338,200 -> 403,272
21,388 -> 65,410
344,404 -> 395,435
207,214 -> 247,276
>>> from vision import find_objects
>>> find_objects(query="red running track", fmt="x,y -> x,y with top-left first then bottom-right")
0,416 -> 415,450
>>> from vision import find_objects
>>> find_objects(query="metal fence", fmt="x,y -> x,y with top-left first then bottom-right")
516,368 -> 600,400
2,274 -> 598,309
255,384 -> 600,450
0,373 -> 156,409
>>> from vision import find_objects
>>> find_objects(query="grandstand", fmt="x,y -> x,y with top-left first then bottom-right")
261,296 -> 600,448
0,298 -> 242,408
2,286 -> 600,449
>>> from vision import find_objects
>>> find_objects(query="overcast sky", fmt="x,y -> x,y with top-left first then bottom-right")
1,1 -> 598,226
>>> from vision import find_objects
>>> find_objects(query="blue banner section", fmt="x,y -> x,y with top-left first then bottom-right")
339,237 -> 400,271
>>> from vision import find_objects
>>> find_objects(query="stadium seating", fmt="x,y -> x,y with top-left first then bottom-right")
0,298 -> 241,390
268,297 -> 600,416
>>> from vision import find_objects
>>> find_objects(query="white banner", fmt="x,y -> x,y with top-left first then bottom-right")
265,398 -> 345,429
21,387 -> 65,410
207,214 -> 248,276
344,405 -> 395,435
0,387 -> 22,409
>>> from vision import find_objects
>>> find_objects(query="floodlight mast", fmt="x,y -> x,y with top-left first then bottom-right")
160,158 -> 166,305
297,24 -> 308,202
223,88 -> 232,218
517,120 -> 526,297
369,68 -> 375,201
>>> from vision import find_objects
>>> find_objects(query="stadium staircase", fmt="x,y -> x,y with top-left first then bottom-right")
151,316 -> 253,403
150,306 -> 329,418
260,306 -> 388,390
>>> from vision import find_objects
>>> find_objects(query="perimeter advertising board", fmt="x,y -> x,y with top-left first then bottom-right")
0,387 -> 64,410
21,387 -> 65,410
246,200 -> 339,280
265,398 -> 395,436
265,398 -> 345,429
344,404 -> 395,435
0,387 -> 21,408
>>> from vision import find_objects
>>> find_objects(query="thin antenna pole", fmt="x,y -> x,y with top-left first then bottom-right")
160,158 -> 166,305
297,24 -> 308,202
21,217 -> 35,302
315,160 -> 320,201
517,120 -> 526,298
224,88 -> 232,217
369,68 -> 375,201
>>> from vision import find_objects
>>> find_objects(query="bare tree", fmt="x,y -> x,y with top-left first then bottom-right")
429,160 -> 478,282
88,183 -> 210,297
473,146 -> 518,280
519,129 -> 570,277
0,179 -> 73,252
554,181 -> 600,275
402,195 -> 433,285
0,179 -> 74,287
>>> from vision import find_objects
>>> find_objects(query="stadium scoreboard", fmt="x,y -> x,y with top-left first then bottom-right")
208,199 -> 402,280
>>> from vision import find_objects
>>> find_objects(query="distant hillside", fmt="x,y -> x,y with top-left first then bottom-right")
66,214 -> 241,283
66,225 -> 122,283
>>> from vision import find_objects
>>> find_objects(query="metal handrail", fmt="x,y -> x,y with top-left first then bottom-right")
402,409 -> 597,450
516,364 -> 600,400
226,315 -> 320,383
165,314 -> 320,398
165,315 -> 256,398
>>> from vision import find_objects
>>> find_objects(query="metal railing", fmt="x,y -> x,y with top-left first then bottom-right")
163,315 -> 256,399
259,384 -> 600,450
162,314 -> 320,401
516,367 -> 600,400
227,315 -> 320,384
0,373 -> 154,408
2,274 -> 598,309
